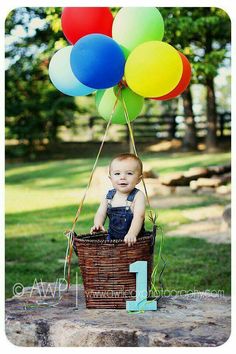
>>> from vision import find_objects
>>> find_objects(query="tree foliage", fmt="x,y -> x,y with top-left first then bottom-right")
5,7 -> 83,153
160,7 -> 230,83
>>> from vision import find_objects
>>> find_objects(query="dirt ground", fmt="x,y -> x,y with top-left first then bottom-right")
151,195 -> 231,244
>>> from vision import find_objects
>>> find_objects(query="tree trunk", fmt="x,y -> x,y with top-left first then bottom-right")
181,87 -> 197,150
204,23 -> 218,152
206,77 -> 218,151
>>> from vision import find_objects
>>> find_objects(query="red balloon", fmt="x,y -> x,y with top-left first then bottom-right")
153,52 -> 191,101
61,7 -> 114,44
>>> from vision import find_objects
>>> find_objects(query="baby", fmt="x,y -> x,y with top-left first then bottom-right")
90,153 -> 146,246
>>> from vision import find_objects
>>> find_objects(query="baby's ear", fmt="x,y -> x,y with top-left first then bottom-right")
108,175 -> 111,180
138,174 -> 143,182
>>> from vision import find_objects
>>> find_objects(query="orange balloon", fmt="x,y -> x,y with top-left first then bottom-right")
153,52 -> 191,101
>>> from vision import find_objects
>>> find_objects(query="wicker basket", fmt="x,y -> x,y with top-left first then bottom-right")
72,228 -> 156,309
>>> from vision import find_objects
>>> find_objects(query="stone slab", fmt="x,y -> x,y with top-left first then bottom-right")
5,284 -> 231,347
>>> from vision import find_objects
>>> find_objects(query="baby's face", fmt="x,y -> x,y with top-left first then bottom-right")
109,158 -> 141,194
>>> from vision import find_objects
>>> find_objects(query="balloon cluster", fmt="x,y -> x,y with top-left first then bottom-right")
49,7 -> 191,125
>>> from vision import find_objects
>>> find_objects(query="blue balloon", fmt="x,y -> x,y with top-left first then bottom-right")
70,34 -> 125,89
49,46 -> 95,96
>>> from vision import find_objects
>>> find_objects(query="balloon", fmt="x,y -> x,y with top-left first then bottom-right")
153,52 -> 192,100
48,46 -> 95,96
112,7 -> 164,58
70,34 -> 125,90
61,7 -> 113,44
125,41 -> 183,97
96,86 -> 144,124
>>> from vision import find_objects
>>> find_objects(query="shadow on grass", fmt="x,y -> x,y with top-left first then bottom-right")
5,158 -> 110,190
5,203 -> 98,229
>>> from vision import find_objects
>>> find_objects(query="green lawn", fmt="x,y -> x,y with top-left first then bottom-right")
5,152 -> 231,298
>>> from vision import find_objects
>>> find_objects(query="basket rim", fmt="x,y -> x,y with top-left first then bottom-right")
73,231 -> 154,244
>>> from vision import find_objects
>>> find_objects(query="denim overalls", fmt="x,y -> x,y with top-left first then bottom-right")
106,188 -> 145,240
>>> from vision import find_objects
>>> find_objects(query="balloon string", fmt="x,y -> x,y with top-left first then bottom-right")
120,92 -> 156,225
71,86 -> 122,233
65,87 -> 122,290
150,224 -> 166,301
121,92 -> 166,313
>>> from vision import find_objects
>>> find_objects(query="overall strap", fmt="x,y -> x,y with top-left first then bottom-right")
106,189 -> 116,200
127,188 -> 139,202
126,188 -> 139,209
106,189 -> 116,208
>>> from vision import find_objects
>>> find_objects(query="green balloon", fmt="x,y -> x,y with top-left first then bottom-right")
112,8 -> 164,58
96,86 -> 144,124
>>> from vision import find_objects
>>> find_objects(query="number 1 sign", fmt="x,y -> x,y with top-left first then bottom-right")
126,261 -> 157,312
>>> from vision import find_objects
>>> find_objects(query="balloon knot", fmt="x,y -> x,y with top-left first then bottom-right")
118,79 -> 128,89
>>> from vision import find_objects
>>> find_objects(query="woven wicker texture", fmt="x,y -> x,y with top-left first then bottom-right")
72,231 -> 155,309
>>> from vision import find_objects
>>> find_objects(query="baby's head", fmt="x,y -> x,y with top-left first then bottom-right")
109,153 -> 143,193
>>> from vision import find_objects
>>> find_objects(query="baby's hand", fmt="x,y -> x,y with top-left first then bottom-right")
124,234 -> 137,247
90,224 -> 105,234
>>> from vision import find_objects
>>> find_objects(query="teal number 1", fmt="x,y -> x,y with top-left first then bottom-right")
126,261 -> 157,311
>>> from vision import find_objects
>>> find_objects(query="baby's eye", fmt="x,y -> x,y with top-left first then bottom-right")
114,172 -> 120,176
127,172 -> 134,175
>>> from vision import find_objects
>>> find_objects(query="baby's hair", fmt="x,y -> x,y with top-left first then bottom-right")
109,153 -> 143,175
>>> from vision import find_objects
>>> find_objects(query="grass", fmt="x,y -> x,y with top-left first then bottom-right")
155,236 -> 231,295
5,152 -> 231,298
142,151 -> 231,175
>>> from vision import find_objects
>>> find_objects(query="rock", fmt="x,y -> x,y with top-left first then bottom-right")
158,165 -> 231,188
190,180 -> 199,191
193,178 -> 222,188
183,167 -> 209,179
5,284 -> 231,347
216,185 -> 231,195
218,172 -> 231,184
159,172 -> 185,186
208,165 -> 231,175
142,170 -> 158,179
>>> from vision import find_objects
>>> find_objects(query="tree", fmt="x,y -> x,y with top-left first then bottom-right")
160,7 -> 230,150
5,7 -> 83,157
160,8 -> 197,149
181,87 -> 197,150
194,8 -> 230,150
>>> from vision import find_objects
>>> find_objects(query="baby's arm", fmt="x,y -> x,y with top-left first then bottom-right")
90,197 -> 108,233
124,191 -> 146,247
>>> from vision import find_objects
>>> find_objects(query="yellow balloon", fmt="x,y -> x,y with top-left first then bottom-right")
125,41 -> 183,97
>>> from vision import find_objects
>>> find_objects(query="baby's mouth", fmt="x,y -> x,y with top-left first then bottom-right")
119,183 -> 128,186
